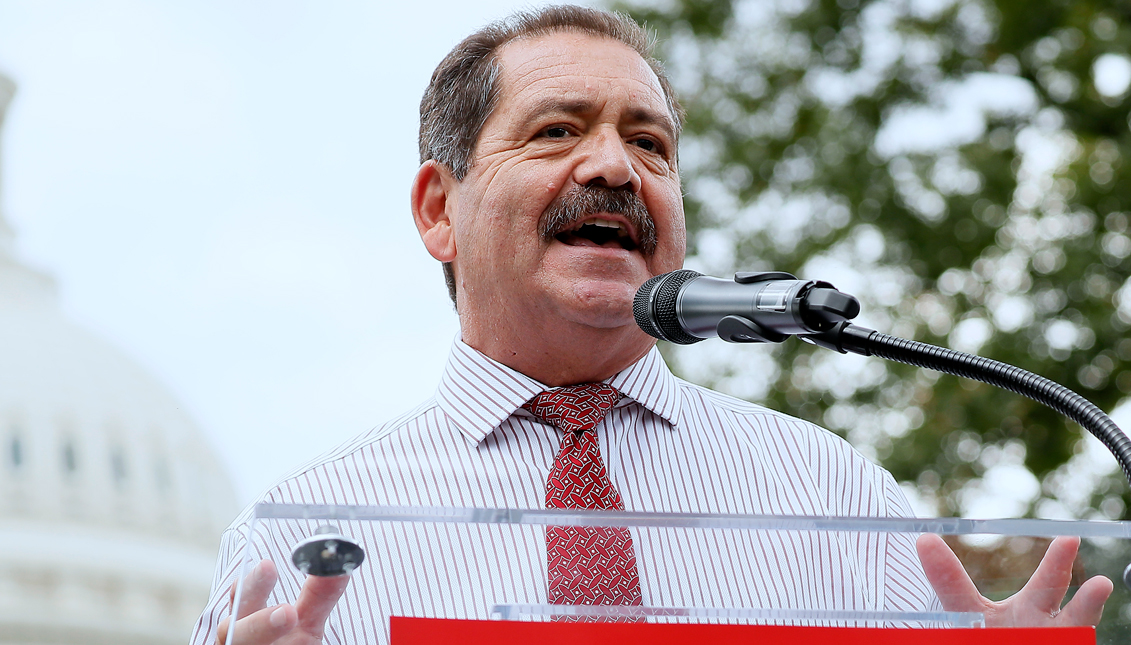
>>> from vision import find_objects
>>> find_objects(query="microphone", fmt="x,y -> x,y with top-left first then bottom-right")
634,272 -> 1131,500
633,270 -> 861,345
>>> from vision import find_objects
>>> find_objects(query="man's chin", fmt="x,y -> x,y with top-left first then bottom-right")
555,280 -> 643,330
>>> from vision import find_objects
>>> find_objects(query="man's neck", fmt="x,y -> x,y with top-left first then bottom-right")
460,324 -> 655,387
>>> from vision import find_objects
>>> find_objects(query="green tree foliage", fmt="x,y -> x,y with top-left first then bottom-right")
617,0 -> 1131,520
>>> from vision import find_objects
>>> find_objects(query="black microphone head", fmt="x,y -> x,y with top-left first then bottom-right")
633,269 -> 705,345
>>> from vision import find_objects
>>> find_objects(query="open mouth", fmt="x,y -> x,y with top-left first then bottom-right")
554,217 -> 639,251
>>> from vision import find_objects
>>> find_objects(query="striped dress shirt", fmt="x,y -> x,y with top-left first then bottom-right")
191,339 -> 937,644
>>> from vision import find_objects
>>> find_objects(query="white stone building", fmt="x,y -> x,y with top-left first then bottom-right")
0,73 -> 238,644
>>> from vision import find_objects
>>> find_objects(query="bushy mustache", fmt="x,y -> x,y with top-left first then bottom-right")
538,185 -> 657,255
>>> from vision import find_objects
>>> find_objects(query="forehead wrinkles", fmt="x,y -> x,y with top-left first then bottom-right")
494,34 -> 668,116
507,55 -> 662,97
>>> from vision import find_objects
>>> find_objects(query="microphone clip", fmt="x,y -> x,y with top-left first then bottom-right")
716,271 -> 860,344
717,315 -> 790,343
717,271 -> 799,343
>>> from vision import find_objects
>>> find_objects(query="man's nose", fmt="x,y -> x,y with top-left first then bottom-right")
572,127 -> 642,193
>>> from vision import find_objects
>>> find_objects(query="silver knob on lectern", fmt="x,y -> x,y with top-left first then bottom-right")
291,525 -> 366,577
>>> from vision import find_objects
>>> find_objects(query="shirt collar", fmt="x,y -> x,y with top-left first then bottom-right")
435,338 -> 684,445
606,345 -> 683,429
436,338 -> 546,445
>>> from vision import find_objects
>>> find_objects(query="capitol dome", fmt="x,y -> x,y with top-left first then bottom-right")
0,74 -> 238,644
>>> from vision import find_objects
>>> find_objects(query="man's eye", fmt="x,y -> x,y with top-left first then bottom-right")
543,126 -> 570,138
632,138 -> 660,153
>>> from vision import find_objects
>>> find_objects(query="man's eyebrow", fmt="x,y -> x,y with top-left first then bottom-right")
626,106 -> 677,144
523,98 -> 677,143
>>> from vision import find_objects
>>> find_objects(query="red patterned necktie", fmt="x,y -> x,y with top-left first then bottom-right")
523,383 -> 643,608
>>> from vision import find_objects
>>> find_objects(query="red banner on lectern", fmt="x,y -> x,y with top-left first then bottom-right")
390,616 -> 1093,644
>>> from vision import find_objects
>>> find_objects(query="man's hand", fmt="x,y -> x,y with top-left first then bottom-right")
215,559 -> 350,645
916,534 -> 1114,627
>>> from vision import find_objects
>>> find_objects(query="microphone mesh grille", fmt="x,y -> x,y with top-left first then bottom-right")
633,270 -> 704,345
634,274 -> 667,339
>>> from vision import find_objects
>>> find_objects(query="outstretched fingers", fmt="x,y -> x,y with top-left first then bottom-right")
916,533 -> 988,613
217,604 -> 298,645
214,558 -> 353,644
232,560 -> 280,620
1016,536 -> 1080,616
293,573 -> 352,638
215,559 -> 299,645
1057,574 -> 1114,627
917,533 -> 1112,629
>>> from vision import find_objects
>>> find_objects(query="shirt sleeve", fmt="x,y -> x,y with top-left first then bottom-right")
879,469 -> 943,614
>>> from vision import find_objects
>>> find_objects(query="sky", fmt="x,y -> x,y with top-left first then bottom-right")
0,0 -> 575,503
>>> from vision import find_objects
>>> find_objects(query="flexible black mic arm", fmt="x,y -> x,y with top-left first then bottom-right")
635,270 -> 1131,489
806,322 -> 1131,491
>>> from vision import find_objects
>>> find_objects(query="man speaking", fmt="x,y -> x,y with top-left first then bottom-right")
191,6 -> 1112,644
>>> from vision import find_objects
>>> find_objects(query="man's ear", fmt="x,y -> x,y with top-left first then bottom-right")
411,160 -> 458,263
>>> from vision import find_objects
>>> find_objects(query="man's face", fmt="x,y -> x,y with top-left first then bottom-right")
449,30 -> 685,334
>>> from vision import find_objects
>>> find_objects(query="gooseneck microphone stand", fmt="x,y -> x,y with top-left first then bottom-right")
635,269 -> 1131,490
805,321 -> 1131,491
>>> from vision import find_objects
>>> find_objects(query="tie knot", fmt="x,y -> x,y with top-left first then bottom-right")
523,383 -> 621,434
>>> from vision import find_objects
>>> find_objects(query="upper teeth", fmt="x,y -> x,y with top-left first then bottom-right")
580,218 -> 624,230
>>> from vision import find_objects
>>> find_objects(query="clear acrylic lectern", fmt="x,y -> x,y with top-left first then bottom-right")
225,504 -> 1131,644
